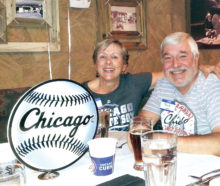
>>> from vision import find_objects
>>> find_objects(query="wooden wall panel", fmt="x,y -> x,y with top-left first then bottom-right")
0,0 -> 219,89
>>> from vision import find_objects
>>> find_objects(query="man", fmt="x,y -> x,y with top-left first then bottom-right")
139,32 -> 220,156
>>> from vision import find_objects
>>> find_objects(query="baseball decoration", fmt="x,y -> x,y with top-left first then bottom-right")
7,79 -> 98,172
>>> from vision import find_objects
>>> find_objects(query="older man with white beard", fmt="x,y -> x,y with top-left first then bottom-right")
139,32 -> 220,156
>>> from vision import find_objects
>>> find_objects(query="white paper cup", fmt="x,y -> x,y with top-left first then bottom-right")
88,138 -> 117,176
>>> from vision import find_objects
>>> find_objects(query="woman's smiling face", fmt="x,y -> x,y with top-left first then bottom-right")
96,43 -> 127,81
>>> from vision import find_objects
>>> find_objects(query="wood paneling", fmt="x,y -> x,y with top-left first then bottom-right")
0,0 -> 219,89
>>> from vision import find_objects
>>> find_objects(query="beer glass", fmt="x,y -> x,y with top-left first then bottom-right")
129,116 -> 153,171
141,130 -> 177,186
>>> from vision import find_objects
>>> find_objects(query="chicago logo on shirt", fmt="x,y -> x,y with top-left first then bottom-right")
160,99 -> 197,136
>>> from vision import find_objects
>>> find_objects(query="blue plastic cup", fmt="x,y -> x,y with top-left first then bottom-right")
88,138 -> 117,176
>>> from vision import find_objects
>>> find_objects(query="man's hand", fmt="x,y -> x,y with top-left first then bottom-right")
200,62 -> 220,78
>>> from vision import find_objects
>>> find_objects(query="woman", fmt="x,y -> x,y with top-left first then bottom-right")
83,39 -> 161,131
83,39 -> 220,131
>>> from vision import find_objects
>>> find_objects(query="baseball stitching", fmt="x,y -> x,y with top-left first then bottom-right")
16,134 -> 87,157
24,90 -> 93,107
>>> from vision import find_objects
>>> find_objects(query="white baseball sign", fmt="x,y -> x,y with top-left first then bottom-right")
7,79 -> 98,172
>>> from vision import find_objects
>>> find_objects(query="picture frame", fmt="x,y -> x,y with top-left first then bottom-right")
96,0 -> 148,50
0,1 -> 7,43
0,0 -> 60,52
185,0 -> 220,49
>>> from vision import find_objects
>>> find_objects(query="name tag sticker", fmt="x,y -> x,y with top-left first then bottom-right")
160,99 -> 175,112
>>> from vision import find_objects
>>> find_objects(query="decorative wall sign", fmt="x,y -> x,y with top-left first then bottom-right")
96,0 -> 148,50
7,79 -> 98,172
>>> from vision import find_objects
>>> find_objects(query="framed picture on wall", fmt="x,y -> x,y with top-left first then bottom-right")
185,0 -> 220,49
0,0 -> 60,52
96,0 -> 148,50
0,1 -> 7,43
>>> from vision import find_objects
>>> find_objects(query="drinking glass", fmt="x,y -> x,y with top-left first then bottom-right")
129,116 -> 153,171
97,109 -> 110,138
0,162 -> 26,186
141,130 -> 177,186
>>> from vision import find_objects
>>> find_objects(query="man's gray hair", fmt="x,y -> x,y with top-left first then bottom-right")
160,32 -> 199,57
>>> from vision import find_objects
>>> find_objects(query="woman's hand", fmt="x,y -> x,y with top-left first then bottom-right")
200,62 -> 220,78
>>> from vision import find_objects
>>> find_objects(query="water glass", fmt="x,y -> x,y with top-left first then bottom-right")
129,116 -> 153,171
141,130 -> 177,186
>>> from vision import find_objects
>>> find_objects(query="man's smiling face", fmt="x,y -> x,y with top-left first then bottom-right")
162,40 -> 199,94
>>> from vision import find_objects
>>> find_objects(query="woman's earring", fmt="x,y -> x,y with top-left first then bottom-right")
96,72 -> 99,77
